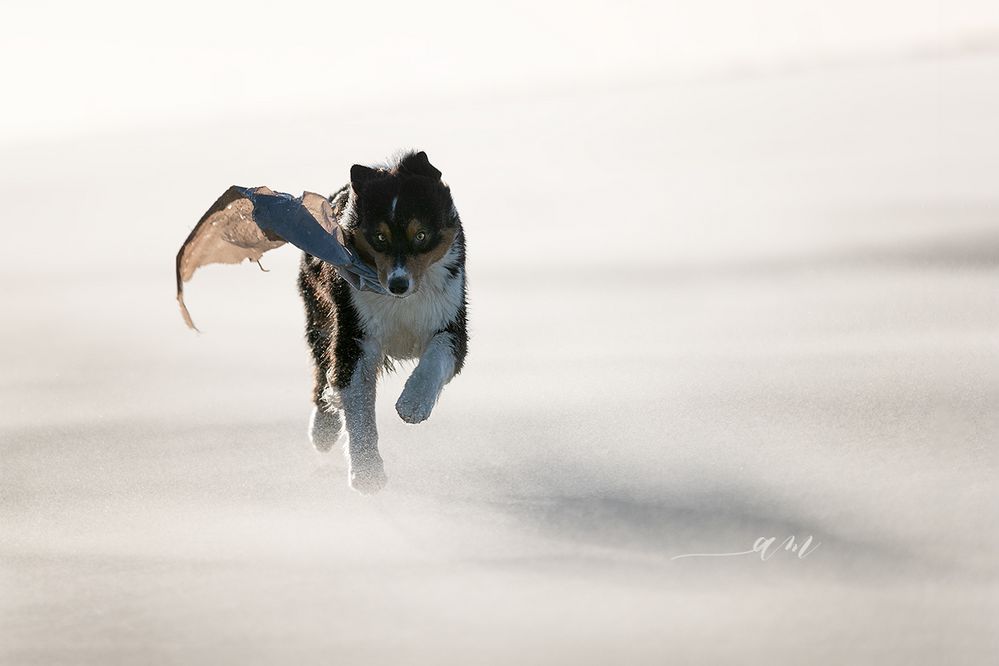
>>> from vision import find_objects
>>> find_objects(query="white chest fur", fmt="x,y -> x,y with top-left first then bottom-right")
349,247 -> 464,360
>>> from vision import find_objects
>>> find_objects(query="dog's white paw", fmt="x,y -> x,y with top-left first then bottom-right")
395,379 -> 439,424
349,452 -> 388,495
309,406 -> 346,452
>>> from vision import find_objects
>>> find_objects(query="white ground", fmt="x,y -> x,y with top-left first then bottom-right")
2,54 -> 998,664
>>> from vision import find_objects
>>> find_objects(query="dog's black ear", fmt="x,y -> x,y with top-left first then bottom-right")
399,151 -> 442,180
350,164 -> 379,193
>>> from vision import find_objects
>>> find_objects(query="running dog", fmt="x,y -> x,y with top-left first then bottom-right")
297,151 -> 468,493
176,150 -> 467,494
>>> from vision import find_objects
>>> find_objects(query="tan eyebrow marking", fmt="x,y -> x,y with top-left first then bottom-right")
406,219 -> 423,242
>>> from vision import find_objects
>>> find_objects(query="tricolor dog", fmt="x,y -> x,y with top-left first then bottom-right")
297,151 -> 468,493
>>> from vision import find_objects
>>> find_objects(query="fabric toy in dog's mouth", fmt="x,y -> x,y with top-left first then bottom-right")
175,185 -> 387,330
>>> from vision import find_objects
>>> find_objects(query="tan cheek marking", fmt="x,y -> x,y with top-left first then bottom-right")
405,229 -> 457,284
352,232 -> 393,282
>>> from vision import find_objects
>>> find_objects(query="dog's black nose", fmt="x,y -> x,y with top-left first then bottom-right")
388,277 -> 410,295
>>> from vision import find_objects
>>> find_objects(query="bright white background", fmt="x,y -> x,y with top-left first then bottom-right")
3,1 -> 998,141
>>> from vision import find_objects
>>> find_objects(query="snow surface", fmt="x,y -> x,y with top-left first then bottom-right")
2,44 -> 998,665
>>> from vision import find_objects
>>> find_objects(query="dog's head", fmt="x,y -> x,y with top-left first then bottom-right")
345,151 -> 458,297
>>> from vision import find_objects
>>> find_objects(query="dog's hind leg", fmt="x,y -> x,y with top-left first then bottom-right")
338,338 -> 387,494
298,256 -> 345,452
308,404 -> 345,453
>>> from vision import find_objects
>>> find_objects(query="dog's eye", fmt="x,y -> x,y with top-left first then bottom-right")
414,231 -> 427,243
375,232 -> 387,244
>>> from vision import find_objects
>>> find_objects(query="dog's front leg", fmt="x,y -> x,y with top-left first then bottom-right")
396,332 -> 458,424
340,339 -> 387,494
